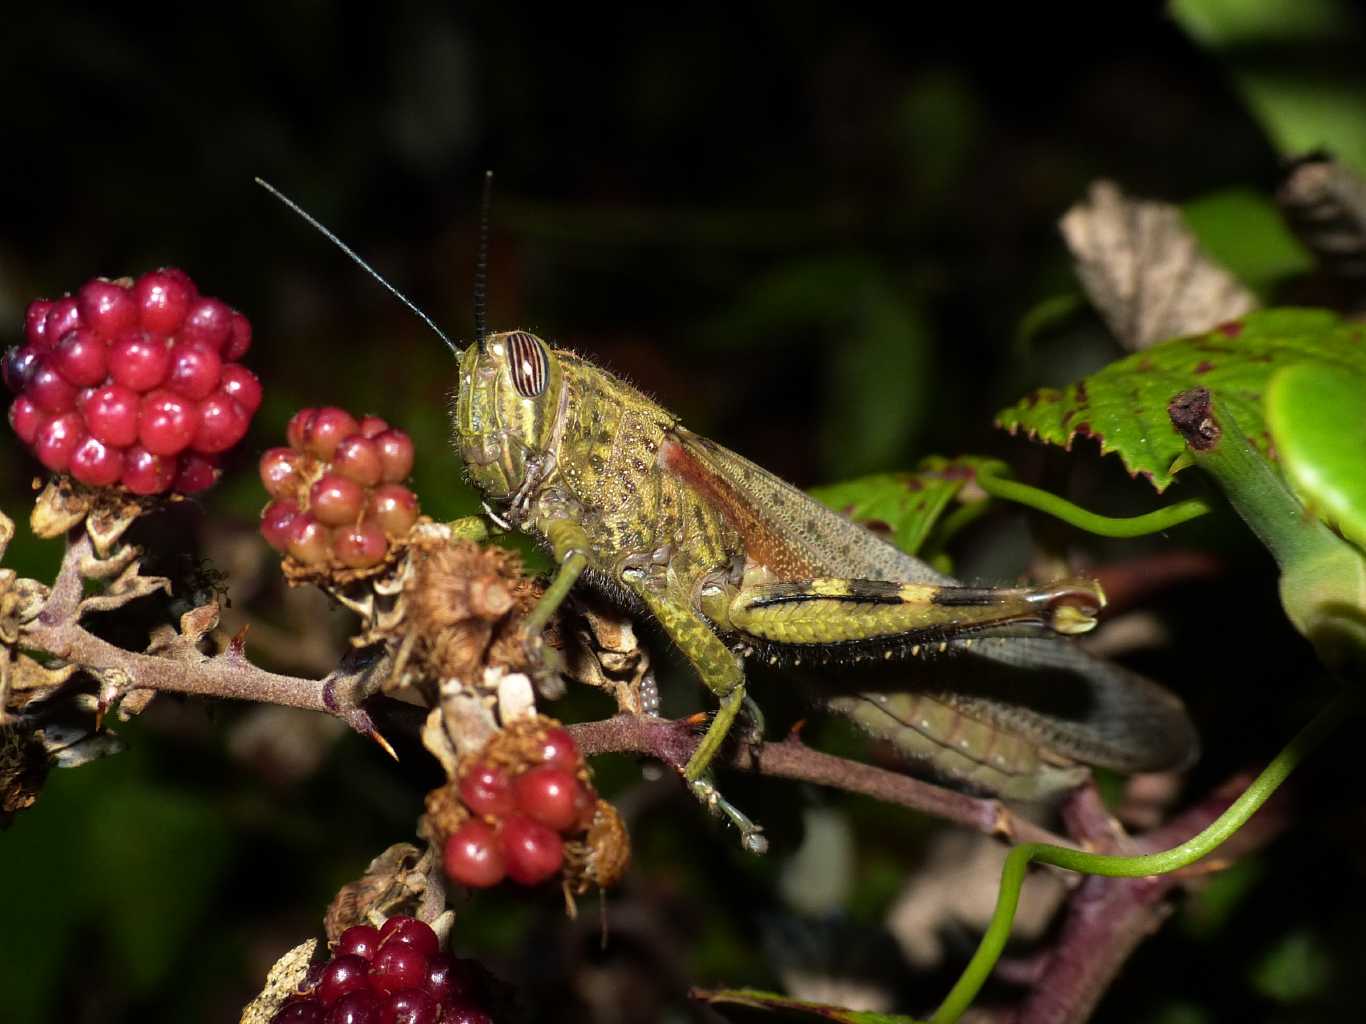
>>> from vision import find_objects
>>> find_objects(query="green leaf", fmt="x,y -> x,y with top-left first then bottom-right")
1248,927 -> 1334,1003
1181,188 -> 1313,299
694,987 -> 923,1024
995,308 -> 1366,491
1173,0 -> 1366,173
1266,362 -> 1366,551
809,456 -> 1007,556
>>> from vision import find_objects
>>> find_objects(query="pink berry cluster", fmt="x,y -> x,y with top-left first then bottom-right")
259,408 -> 419,571
4,269 -> 261,493
442,727 -> 597,889
271,915 -> 493,1024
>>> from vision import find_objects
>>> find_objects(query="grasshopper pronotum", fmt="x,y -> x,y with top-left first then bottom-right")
263,180 -> 1198,852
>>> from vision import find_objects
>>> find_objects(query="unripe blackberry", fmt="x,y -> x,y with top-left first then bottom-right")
500,814 -> 564,886
442,820 -> 505,889
7,270 -> 259,495
258,407 -> 421,573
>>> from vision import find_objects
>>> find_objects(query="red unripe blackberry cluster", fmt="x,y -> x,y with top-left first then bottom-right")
259,408 -> 419,571
4,270 -> 260,494
442,727 -> 597,889
271,915 -> 493,1024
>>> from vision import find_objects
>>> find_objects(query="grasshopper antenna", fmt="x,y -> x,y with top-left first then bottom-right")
473,170 -> 494,352
254,177 -> 459,356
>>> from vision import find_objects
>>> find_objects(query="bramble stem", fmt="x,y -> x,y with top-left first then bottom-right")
976,473 -> 1210,538
929,694 -> 1351,1024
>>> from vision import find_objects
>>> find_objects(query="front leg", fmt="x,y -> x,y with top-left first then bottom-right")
622,578 -> 768,854
519,517 -> 592,685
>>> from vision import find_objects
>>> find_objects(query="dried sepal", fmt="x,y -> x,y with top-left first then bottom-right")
28,477 -> 147,552
0,511 -> 13,563
558,594 -> 653,714
0,571 -> 49,646
75,557 -> 171,615
324,843 -> 449,945
1,722 -> 48,822
421,688 -> 498,781
238,937 -> 318,1024
563,798 -> 631,895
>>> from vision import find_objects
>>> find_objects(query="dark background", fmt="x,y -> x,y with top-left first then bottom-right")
1,4 -> 1363,1022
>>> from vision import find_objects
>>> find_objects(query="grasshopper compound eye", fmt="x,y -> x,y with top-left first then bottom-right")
505,330 -> 550,398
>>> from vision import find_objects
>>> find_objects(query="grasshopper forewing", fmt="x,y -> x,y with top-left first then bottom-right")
454,331 -> 1199,849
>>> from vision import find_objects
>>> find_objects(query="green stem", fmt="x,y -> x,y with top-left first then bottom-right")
976,473 -> 1210,538
929,694 -> 1351,1024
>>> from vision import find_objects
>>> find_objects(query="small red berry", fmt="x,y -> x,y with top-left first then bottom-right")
69,437 -> 124,487
109,329 -> 172,392
260,447 -> 304,499
319,955 -> 371,1005
24,300 -> 53,347
327,989 -> 381,1023
139,389 -> 199,454
82,383 -> 140,447
358,415 -> 389,438
27,358 -> 79,414
76,278 -> 137,337
132,269 -> 193,334
260,500 -> 302,550
304,407 -> 360,460
9,397 -> 43,445
180,296 -> 234,351
499,814 -> 564,885
374,430 -> 414,482
442,821 -> 505,888
166,340 -> 222,401
366,944 -> 428,997
174,452 -> 219,493
379,989 -> 439,1024
287,515 -> 331,565
423,954 -> 479,1005
121,446 -> 176,494
336,923 -> 383,961
191,393 -> 248,453
43,297 -> 81,348
219,363 -> 262,415
269,1002 -> 324,1024
3,346 -> 41,394
52,327 -> 109,387
332,436 -> 383,486
333,521 -> 388,568
224,311 -> 252,360
368,485 -> 419,536
310,473 -> 366,526
534,726 -> 581,773
513,766 -> 586,832
33,412 -> 85,472
376,916 -> 439,959
459,763 -> 515,818
286,408 -> 315,451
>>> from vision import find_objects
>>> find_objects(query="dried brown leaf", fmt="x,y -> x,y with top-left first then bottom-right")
324,843 -> 443,944
238,938 -> 317,1024
1061,180 -> 1258,350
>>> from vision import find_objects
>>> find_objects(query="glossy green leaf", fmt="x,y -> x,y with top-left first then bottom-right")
809,456 -> 1007,556
1266,362 -> 1366,551
694,987 -> 923,1024
996,308 -> 1366,491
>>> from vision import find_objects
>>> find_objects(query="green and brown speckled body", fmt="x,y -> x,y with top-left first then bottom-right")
454,331 -> 1197,801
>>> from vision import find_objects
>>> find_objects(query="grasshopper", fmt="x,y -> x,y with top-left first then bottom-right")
262,180 -> 1199,852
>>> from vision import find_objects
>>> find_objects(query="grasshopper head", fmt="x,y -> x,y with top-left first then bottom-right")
453,330 -> 564,501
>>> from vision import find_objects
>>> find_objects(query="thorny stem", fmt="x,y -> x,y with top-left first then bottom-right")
976,472 -> 1211,538
569,714 -> 1072,849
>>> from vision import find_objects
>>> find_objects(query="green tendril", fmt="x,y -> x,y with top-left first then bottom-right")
976,473 -> 1211,538
929,694 -> 1351,1024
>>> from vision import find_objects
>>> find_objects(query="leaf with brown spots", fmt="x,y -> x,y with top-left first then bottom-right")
996,308 -> 1366,491
807,456 -> 1007,557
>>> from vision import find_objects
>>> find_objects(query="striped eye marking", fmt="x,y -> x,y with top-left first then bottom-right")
507,331 -> 549,398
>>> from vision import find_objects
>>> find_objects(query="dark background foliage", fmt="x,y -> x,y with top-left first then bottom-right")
1,4 -> 1363,1022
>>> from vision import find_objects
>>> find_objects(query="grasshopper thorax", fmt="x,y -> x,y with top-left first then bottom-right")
454,329 -> 565,505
